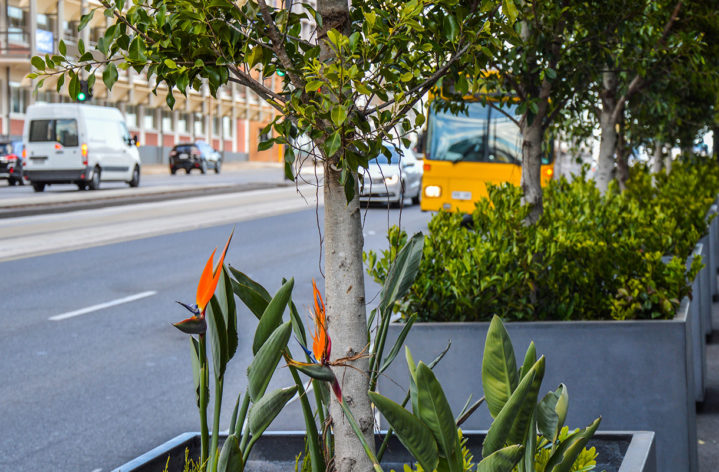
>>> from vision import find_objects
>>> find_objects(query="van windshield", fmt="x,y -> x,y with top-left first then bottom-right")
29,119 -> 79,147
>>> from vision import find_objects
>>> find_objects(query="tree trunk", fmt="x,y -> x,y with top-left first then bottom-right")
615,120 -> 629,191
596,70 -> 618,193
713,124 -> 719,162
650,143 -> 663,174
324,164 -> 374,472
520,117 -> 545,225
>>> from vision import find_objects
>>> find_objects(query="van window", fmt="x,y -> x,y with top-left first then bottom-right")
29,119 -> 79,147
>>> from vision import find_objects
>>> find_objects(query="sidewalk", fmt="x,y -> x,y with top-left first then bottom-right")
697,302 -> 719,470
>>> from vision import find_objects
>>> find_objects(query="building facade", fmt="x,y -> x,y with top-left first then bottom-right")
0,0 -> 283,164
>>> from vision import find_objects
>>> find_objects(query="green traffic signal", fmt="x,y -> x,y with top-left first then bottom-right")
77,91 -> 87,101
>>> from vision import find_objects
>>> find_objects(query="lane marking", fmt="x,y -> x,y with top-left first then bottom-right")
49,291 -> 157,321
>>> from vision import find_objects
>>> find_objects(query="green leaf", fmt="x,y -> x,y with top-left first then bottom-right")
537,384 -> 569,442
220,267 -> 238,361
206,297 -> 228,379
128,36 -> 146,61
217,434 -> 244,472
247,321 -> 292,401
173,316 -> 206,334
369,391 -> 439,472
482,315 -> 519,418
252,278 -> 294,354
58,39 -> 66,56
508,356 -> 545,445
518,342 -> 536,380
545,417 -> 601,472
292,363 -> 336,382
324,131 -> 341,157
305,80 -> 323,92
258,139 -> 275,151
503,0 -> 518,23
31,56 -> 45,71
164,58 -> 177,69
482,359 -> 541,457
379,232 -> 424,314
78,10 -> 94,32
247,46 -> 263,68
102,63 -> 119,90
331,105 -> 348,127
56,74 -> 65,93
249,386 -> 298,436
415,362 -> 463,472
229,267 -> 271,319
476,444 -> 524,472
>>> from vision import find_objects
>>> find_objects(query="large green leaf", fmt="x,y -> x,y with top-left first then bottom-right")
476,444 -> 524,472
206,297 -> 228,379
247,321 -> 292,401
518,342 -> 536,380
217,434 -> 243,472
369,391 -> 439,472
249,385 -> 298,436
537,384 -> 568,442
406,347 -> 420,416
220,267 -> 238,361
415,362 -> 463,472
482,359 -> 540,458
508,356 -> 545,445
252,278 -> 293,354
379,232 -> 424,313
483,315 -> 519,418
545,417 -> 601,472
292,363 -> 336,382
229,267 -> 271,319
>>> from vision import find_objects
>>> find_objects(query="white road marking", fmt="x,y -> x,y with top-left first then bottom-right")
90,468 -> 102,472
49,291 -> 157,321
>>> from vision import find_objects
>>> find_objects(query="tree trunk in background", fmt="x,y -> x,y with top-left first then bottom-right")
713,124 -> 719,162
596,70 -> 618,193
650,142 -> 663,187
615,119 -> 629,190
520,117 -> 545,225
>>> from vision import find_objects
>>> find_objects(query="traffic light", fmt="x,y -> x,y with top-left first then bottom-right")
77,80 -> 93,102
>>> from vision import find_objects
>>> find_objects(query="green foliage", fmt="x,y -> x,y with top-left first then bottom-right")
366,159 -> 717,322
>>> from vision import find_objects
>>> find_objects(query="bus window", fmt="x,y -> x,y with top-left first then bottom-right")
428,101 -> 490,163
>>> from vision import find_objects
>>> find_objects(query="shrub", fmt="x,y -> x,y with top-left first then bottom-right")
366,159 -> 718,322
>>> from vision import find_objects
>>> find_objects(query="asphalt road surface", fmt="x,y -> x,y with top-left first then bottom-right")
0,183 -> 431,472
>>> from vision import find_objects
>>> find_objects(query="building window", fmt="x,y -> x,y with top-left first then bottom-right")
222,116 -> 232,139
194,112 -> 205,136
7,6 -> 27,44
125,105 -> 137,128
162,111 -> 173,133
10,84 -> 28,114
143,108 -> 156,130
178,113 -> 188,134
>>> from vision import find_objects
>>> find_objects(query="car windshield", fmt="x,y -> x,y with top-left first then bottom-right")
174,145 -> 194,153
195,142 -> 213,154
370,145 -> 407,166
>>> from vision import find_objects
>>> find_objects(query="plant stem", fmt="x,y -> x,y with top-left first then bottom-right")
288,364 -> 325,472
199,335 -> 210,468
338,396 -> 384,472
236,392 -> 251,446
369,307 -> 391,392
209,376 -> 224,472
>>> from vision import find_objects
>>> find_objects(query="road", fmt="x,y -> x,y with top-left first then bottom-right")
0,175 -> 431,472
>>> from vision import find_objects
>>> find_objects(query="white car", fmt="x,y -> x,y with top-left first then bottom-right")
359,143 -> 423,206
23,103 -> 141,191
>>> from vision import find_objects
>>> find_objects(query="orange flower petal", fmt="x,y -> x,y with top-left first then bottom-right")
195,230 -> 235,312
311,279 -> 330,362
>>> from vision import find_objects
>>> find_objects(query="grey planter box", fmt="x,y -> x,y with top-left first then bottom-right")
111,430 -> 656,472
381,300 -> 697,472
688,244 -> 707,403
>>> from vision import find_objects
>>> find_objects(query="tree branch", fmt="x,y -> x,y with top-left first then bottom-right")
487,101 -> 520,127
100,1 -> 156,45
256,0 -> 305,89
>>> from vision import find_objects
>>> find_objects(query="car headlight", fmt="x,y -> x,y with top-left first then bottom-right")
384,174 -> 399,185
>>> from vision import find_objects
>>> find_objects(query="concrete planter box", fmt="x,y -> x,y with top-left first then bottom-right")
112,430 -> 656,472
687,244 -> 707,403
381,299 -> 697,472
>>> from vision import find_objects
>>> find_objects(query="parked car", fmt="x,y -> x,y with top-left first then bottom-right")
23,103 -> 141,192
359,143 -> 423,206
169,142 -> 222,174
0,141 -> 25,186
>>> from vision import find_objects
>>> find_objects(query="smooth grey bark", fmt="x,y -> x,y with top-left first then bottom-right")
324,165 -> 374,472
651,143 -> 664,175
596,70 -> 618,193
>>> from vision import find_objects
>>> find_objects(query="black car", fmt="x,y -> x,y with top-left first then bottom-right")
0,141 -> 25,186
169,142 -> 222,174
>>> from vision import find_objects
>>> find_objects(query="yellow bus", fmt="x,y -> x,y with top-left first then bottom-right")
419,99 -> 555,213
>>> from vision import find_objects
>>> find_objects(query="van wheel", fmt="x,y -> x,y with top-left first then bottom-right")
170,166 -> 177,175
88,167 -> 101,190
200,160 -> 207,174
33,183 -> 46,192
128,165 -> 140,188
77,182 -> 87,191
8,178 -> 17,186
185,167 -> 192,174
412,179 -> 422,205
214,160 -> 221,174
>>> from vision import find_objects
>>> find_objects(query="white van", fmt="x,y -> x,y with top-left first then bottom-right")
23,103 -> 141,191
